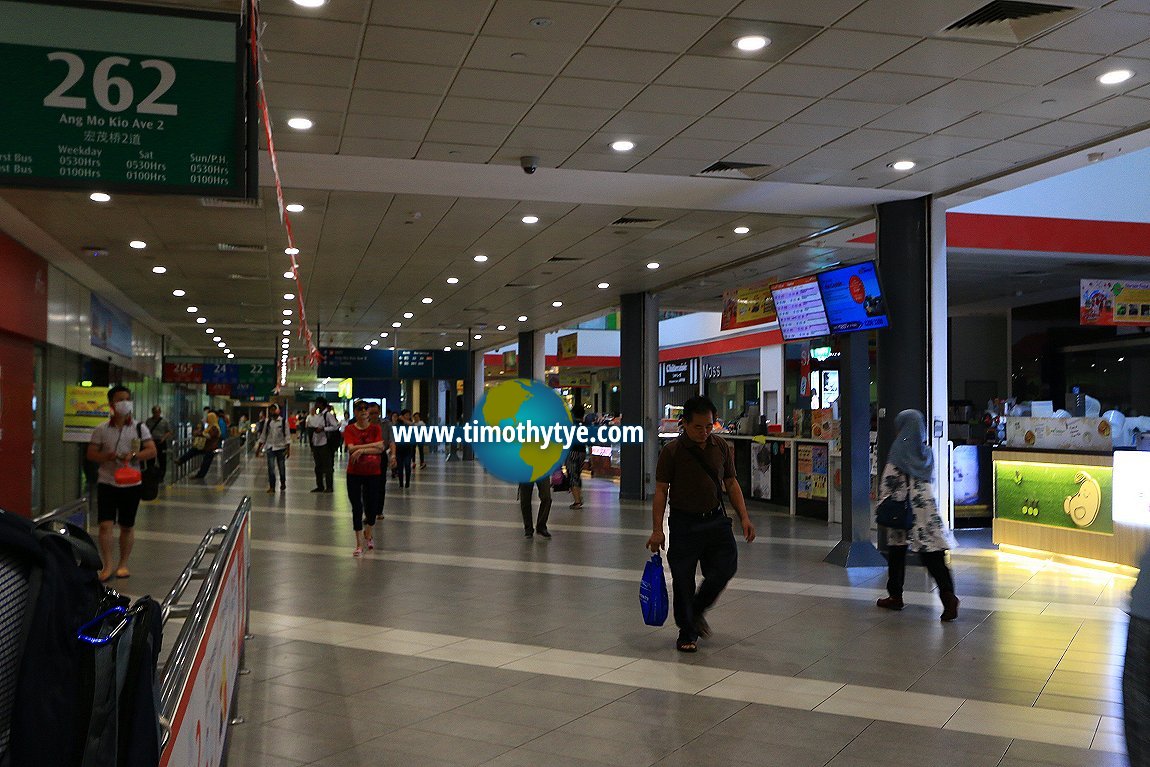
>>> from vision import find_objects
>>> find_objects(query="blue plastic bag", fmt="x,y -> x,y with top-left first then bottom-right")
639,553 -> 668,626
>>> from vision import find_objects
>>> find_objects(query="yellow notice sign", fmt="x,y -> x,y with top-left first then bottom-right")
64,385 -> 110,442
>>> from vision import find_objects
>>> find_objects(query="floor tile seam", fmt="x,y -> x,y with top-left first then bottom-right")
129,530 -> 1129,626
252,609 -> 1113,752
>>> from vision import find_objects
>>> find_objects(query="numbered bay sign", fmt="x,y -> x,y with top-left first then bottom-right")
0,0 -> 255,197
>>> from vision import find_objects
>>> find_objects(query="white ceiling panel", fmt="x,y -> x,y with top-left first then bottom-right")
361,26 -> 475,67
1068,95 -> 1150,126
354,60 -> 456,94
958,140 -> 1066,165
629,157 -> 715,176
482,0 -> 611,42
965,48 -> 1102,87
879,39 -> 1008,78
722,143 -> 814,166
745,64 -> 864,97
911,80 -> 1031,112
369,0 -> 492,34
653,137 -> 747,160
347,89 -> 442,119
1045,56 -> 1149,94
435,97 -> 532,125
893,134 -> 995,157
990,86 -> 1113,119
503,126 -> 596,153
562,47 -> 678,83
938,113 -> 1049,139
679,116 -> 773,142
864,104 -> 973,133
791,98 -> 896,127
625,85 -> 735,115
601,111 -> 699,136
260,15 -> 363,57
588,8 -> 718,52
753,122 -> 853,146
1031,10 -> 1150,55
1104,0 -> 1150,14
261,82 -> 350,114
733,0 -> 865,26
344,114 -> 430,141
1015,120 -> 1123,147
262,52 -> 357,88
462,35 -> 581,75
560,152 -> 643,172
709,92 -> 816,121
656,55 -> 773,90
787,29 -> 919,69
448,69 -> 553,103
831,71 -> 949,104
539,77 -> 646,108
424,120 -> 515,146
622,0 -> 740,14
521,103 -> 618,131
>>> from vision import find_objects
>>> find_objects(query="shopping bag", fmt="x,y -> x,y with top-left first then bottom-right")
550,468 -> 570,492
639,554 -> 668,626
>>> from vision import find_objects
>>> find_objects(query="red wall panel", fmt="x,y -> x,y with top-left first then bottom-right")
0,333 -> 34,516
0,231 -> 47,343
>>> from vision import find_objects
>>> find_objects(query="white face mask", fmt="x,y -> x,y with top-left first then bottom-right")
113,400 -> 133,417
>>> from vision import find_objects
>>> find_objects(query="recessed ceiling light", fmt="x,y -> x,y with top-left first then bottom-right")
521,215 -> 539,224
443,346 -> 451,351
186,306 -> 198,313
213,336 -> 221,342
292,0 -> 326,8
223,349 -> 230,354
287,117 -> 313,130
733,35 -> 770,52
380,332 -> 388,338
89,192 -> 111,203
283,330 -> 291,336
217,342 -> 226,348
517,315 -> 528,322
130,240 -> 146,249
285,203 -> 305,213
1098,69 -> 1134,85
284,247 -> 299,256
497,324 -> 507,331
205,328 -> 214,333
473,254 -> 488,263
370,339 -> 379,346
389,346 -> 395,350
447,277 -> 459,284
734,226 -> 750,234
197,317 -> 207,324
364,345 -> 371,351
227,353 -> 235,359
282,309 -> 292,316
282,319 -> 291,325
474,334 -> 482,340
284,293 -> 295,300
889,160 -> 916,171
151,265 -> 167,274
552,301 -> 563,307
283,271 -> 294,279
421,297 -> 433,304
403,312 -> 414,319
455,341 -> 464,347
392,321 -> 402,328
610,140 -> 635,152
597,282 -> 610,289
172,289 -> 185,297
646,262 -> 660,270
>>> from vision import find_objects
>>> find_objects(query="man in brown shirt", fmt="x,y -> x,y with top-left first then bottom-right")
647,396 -> 756,652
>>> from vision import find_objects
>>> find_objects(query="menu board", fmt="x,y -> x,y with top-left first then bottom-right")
1004,417 -> 1113,452
817,261 -> 889,334
1081,279 -> 1150,326
770,276 -> 829,341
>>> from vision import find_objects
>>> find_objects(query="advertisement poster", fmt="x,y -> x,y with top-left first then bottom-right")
811,444 -> 829,500
811,408 -> 835,440
90,292 -> 133,358
953,445 -> 982,506
816,261 -> 889,334
994,460 -> 1113,534
750,441 -> 772,500
721,279 -> 777,331
796,443 -> 813,499
1114,451 -> 1150,527
1081,279 -> 1150,327
161,517 -> 248,767
1005,417 -> 1112,451
64,385 -> 110,442
557,333 -> 578,360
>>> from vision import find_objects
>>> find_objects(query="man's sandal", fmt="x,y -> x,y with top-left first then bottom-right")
676,640 -> 698,653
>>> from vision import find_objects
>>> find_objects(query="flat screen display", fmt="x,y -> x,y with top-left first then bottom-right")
770,275 -> 830,341
817,261 -> 889,334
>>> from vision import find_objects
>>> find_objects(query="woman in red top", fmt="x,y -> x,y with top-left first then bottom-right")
344,400 -> 385,556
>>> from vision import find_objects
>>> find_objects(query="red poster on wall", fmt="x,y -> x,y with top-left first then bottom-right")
0,334 -> 33,516
0,232 -> 47,343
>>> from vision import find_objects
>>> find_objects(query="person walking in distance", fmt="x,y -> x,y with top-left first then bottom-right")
566,407 -> 589,510
647,396 -> 756,653
413,411 -> 428,468
876,409 -> 960,621
306,397 -> 339,493
518,477 -> 552,538
368,403 -> 397,519
395,409 -> 416,488
144,405 -> 172,479
256,402 -> 291,493
87,385 -> 156,583
344,400 -> 386,556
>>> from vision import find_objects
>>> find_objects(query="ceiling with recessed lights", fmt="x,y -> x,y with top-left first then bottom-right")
1,0 -> 1149,370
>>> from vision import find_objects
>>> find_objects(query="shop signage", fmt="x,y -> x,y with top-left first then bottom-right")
994,459 -> 1113,534
0,1 -> 253,197
811,346 -> 833,362
63,384 -> 110,442
702,363 -> 722,380
559,372 -> 591,387
557,333 -> 578,360
1081,279 -> 1150,327
721,278 -> 777,331
1004,417 -> 1112,451
163,359 -> 275,391
658,357 -> 698,386
90,292 -> 133,357
502,351 -> 517,373
318,347 -> 394,379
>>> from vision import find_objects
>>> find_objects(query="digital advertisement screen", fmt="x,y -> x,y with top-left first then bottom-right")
817,261 -> 889,334
770,276 -> 830,341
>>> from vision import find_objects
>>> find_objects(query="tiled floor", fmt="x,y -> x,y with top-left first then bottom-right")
123,449 -> 1134,766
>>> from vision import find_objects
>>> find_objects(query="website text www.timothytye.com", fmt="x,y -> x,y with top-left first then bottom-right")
393,422 -> 645,450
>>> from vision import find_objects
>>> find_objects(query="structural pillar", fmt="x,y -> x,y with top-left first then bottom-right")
619,292 -> 658,501
874,196 -> 950,521
517,331 -> 534,378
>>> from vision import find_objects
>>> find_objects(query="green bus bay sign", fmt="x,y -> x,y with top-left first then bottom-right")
0,0 -> 255,197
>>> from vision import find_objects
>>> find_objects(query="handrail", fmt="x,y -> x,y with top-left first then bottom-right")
32,496 -> 88,526
158,497 -> 251,749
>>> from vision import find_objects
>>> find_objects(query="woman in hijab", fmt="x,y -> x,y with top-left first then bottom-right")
876,409 -> 959,621
192,412 -> 222,480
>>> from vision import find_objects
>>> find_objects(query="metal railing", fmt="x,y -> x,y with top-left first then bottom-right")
167,431 -> 248,485
158,497 -> 252,752
33,496 -> 90,528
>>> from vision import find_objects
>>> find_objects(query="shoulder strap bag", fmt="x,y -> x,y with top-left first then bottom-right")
681,443 -> 727,513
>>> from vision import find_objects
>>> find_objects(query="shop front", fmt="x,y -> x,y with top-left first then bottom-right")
701,349 -> 759,428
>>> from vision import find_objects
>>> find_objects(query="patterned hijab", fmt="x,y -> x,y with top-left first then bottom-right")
887,409 -> 934,481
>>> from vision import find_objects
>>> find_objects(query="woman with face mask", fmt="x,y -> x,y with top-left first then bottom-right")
256,403 -> 291,493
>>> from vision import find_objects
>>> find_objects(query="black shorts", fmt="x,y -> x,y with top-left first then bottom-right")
97,483 -> 142,528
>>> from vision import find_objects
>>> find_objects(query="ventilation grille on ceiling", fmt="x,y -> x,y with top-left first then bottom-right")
610,216 -> 664,228
940,1 -> 1084,43
217,243 -> 266,253
505,282 -> 541,289
547,256 -> 584,262
694,161 -> 771,180
228,273 -> 266,281
201,197 -> 261,209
